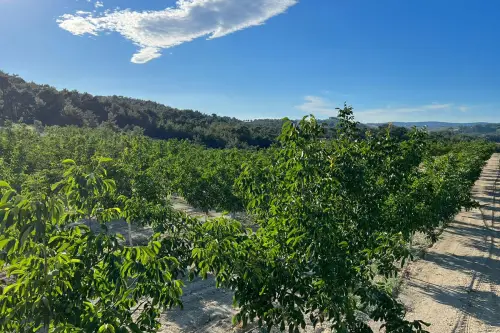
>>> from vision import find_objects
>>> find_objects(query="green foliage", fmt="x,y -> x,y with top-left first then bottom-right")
194,106 -> 494,332
0,71 -> 281,148
0,162 -> 187,332
0,101 -> 494,332
0,72 -> 387,148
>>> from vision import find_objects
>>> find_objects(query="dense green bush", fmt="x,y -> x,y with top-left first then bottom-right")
197,108 -> 495,332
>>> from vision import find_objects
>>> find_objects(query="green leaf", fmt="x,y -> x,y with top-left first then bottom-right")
3,283 -> 18,294
98,324 -> 115,333
0,181 -> 11,189
84,301 -> 95,313
0,238 -> 11,250
98,157 -> 113,163
1,190 -> 16,204
128,323 -> 142,333
49,236 -> 61,244
51,181 -> 63,192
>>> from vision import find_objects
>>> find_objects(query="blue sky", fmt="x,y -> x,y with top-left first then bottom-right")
0,0 -> 499,123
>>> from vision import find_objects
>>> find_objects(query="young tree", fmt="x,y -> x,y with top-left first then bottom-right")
0,160 -> 186,332
195,107 -> 492,332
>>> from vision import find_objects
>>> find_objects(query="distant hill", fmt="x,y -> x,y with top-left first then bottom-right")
0,70 -> 288,148
367,121 -> 492,130
0,71 -> 353,148
2,70 -> 496,145
368,121 -> 499,143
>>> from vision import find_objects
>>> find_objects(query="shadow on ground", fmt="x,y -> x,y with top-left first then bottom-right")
407,280 -> 500,327
160,277 -> 236,333
409,210 -> 500,328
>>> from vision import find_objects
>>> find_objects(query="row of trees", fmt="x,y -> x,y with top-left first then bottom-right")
0,106 -> 496,332
202,108 -> 495,331
0,123 -> 252,219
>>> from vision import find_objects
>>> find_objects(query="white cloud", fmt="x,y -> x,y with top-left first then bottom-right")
131,47 -> 162,64
58,0 -> 298,64
294,96 -> 478,123
94,1 -> 103,9
58,13 -> 99,36
358,103 -> 452,116
296,96 -> 339,116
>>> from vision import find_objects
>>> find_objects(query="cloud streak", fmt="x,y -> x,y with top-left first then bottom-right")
296,95 -> 339,116
58,0 -> 298,63
358,103 -> 452,116
294,96 -> 475,122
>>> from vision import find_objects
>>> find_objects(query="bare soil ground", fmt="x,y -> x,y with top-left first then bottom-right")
158,277 -> 238,333
157,275 -> 332,333
400,153 -> 500,332
170,196 -> 223,220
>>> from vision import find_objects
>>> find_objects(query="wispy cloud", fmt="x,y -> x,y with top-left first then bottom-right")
358,103 -> 453,116
94,1 -> 103,9
294,95 -> 479,122
58,0 -> 298,64
296,96 -> 339,116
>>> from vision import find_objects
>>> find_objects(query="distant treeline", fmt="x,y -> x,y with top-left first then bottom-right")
422,125 -> 500,143
455,123 -> 500,142
0,71 -> 392,148
2,70 -> 498,147
0,71 -> 286,148
374,122 -> 500,143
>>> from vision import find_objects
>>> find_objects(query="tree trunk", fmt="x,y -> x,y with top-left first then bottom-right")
128,222 -> 133,246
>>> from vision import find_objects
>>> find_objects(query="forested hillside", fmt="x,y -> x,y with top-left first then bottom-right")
0,70 -> 284,148
6,70 -> 496,150
454,123 -> 500,142
373,121 -> 500,142
0,105 -> 496,332
368,121 -> 492,130
0,71 -> 390,149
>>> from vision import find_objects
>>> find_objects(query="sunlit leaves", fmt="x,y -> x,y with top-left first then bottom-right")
200,106 -> 494,332
0,161 -> 188,332
0,108 -> 495,333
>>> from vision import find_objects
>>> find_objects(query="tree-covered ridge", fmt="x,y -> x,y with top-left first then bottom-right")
0,70 -> 285,148
373,121 -> 500,143
0,107 -> 496,332
6,70 -> 496,151
0,71 -> 381,149
453,123 -> 500,142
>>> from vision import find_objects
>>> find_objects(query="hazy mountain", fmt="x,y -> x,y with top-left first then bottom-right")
367,121 -> 492,130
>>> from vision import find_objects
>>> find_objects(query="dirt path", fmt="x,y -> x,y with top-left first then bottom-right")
158,277 -> 238,333
157,276 -> 332,333
401,153 -> 500,333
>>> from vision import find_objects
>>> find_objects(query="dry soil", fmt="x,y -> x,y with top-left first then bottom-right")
401,153 -> 500,333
